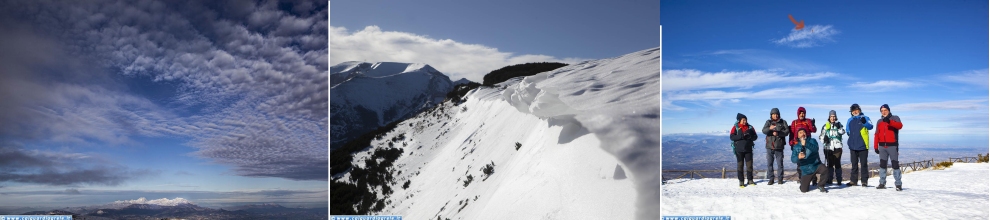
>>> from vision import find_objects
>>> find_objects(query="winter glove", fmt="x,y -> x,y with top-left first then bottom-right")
860,117 -> 867,124
883,116 -> 890,123
875,148 -> 879,154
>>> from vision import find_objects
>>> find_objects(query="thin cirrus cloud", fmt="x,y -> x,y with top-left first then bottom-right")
0,0 -> 329,186
662,69 -> 838,92
847,80 -> 916,92
772,25 -> 840,48
661,69 -> 839,110
941,68 -> 989,88
329,25 -> 586,83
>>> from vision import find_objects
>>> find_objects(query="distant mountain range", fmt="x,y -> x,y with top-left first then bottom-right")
20,202 -> 327,220
662,132 -> 987,173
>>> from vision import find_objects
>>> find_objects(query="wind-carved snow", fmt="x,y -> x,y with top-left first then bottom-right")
664,163 -> 990,219
502,47 -> 662,219
374,88 -> 636,219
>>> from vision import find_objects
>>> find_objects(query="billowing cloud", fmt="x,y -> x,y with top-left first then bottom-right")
0,0 -> 328,182
772,25 -> 840,48
329,25 -> 585,82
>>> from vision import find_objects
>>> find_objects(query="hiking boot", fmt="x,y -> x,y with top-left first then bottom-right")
778,179 -> 784,185
768,179 -> 775,185
739,182 -> 746,188
896,185 -> 902,191
876,184 -> 886,189
846,182 -> 858,186
747,180 -> 756,186
818,185 -> 828,193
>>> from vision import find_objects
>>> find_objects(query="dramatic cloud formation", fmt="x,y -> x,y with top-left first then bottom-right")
0,0 -> 328,186
772,25 -> 840,48
328,25 -> 585,82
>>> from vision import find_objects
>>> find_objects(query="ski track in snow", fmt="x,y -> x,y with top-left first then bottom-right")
663,163 -> 990,219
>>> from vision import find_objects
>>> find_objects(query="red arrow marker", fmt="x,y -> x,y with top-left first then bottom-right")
788,14 -> 805,30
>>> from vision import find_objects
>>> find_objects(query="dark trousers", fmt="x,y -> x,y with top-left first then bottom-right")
766,149 -> 784,181
736,151 -> 754,183
799,165 -> 829,192
823,148 -> 843,184
849,149 -> 869,185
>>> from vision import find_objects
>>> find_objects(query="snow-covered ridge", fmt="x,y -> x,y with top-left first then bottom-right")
330,47 -> 660,219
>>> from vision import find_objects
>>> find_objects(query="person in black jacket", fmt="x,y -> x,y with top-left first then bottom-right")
731,113 -> 759,187
762,108 -> 789,185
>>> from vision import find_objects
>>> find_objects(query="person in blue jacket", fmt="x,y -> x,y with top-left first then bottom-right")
845,104 -> 874,187
791,127 -> 829,193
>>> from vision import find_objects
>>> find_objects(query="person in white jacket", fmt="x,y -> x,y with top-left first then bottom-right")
819,110 -> 845,185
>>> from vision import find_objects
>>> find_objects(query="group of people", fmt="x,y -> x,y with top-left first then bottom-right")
730,103 -> 904,193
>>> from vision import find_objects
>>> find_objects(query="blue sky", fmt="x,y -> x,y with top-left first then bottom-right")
0,0 -> 327,209
661,1 -> 989,147
329,0 -> 660,82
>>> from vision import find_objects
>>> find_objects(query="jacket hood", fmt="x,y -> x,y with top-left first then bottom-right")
770,108 -> 780,115
797,107 -> 806,117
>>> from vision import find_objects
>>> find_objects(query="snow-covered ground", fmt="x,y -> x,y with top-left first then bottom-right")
370,88 -> 636,219
663,163 -> 990,219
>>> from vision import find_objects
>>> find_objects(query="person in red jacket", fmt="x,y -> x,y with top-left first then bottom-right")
790,107 -> 816,184
874,104 -> 903,191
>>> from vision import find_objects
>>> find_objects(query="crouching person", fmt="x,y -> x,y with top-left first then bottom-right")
791,128 -> 828,193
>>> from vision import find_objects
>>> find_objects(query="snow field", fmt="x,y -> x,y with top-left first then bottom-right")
663,163 -> 990,219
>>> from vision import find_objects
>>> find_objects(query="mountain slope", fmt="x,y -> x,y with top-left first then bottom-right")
329,61 -> 453,148
330,46 -> 661,219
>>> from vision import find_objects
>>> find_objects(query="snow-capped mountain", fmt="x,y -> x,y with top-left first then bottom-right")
452,78 -> 474,86
330,47 -> 661,219
329,61 -> 454,148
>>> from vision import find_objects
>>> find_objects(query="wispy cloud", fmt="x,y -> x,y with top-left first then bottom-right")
772,25 -> 840,48
848,80 -> 917,92
666,86 -> 831,101
941,68 -> 989,88
894,99 -> 987,111
701,49 -> 828,71
328,25 -> 586,82
662,69 -> 837,92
